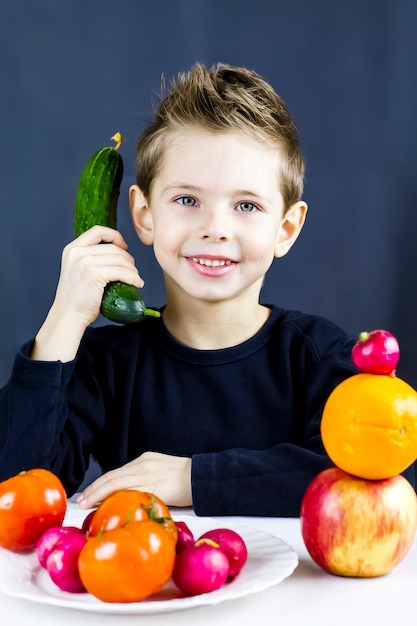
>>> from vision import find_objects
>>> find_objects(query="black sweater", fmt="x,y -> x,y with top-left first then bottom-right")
2,305 -> 405,517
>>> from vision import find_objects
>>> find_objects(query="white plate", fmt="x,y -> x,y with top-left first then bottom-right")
0,510 -> 298,615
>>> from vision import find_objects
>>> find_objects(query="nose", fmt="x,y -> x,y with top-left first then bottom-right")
200,207 -> 231,242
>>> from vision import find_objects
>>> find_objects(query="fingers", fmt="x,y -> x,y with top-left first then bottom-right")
63,226 -> 145,289
73,246 -> 144,289
51,225 -> 146,328
76,453 -> 193,509
74,225 -> 129,249
76,472 -> 144,509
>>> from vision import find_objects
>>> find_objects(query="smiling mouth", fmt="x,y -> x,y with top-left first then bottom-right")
191,258 -> 233,267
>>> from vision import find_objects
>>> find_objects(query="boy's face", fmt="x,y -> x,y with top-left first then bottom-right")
130,128 -> 306,306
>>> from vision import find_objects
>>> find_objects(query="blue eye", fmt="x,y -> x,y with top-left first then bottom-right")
177,196 -> 197,206
237,202 -> 257,212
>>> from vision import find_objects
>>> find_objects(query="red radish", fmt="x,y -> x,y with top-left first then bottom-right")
81,509 -> 97,533
351,329 -> 400,375
172,539 -> 230,595
46,532 -> 87,593
198,528 -> 248,579
175,521 -> 195,553
36,526 -> 82,569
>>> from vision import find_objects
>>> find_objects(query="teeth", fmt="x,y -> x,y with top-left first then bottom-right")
192,258 -> 231,267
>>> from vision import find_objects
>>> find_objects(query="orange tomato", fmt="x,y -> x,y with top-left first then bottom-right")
88,489 -> 177,544
321,373 -> 417,479
0,468 -> 67,552
78,520 -> 176,602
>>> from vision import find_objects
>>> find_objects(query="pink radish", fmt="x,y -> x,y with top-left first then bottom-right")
46,532 -> 87,593
81,509 -> 97,533
198,528 -> 248,579
36,526 -> 82,569
172,539 -> 230,595
351,330 -> 400,375
175,521 -> 195,553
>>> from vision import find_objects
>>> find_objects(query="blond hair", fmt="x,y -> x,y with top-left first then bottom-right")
135,62 -> 305,212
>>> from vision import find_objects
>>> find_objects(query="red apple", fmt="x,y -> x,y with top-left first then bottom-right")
300,467 -> 417,577
351,329 -> 400,375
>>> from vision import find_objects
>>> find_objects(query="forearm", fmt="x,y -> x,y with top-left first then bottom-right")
0,347 -> 76,478
191,445 -> 334,518
31,304 -> 89,362
31,224 -> 142,362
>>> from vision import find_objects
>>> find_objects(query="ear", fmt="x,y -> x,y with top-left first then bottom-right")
274,201 -> 308,258
129,185 -> 154,246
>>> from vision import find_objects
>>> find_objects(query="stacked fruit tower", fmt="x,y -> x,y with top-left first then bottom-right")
301,330 -> 417,577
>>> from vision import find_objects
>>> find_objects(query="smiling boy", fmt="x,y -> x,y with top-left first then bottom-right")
0,63 -> 360,516
130,128 -> 304,347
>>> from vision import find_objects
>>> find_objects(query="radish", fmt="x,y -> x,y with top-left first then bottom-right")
351,329 -> 400,375
175,520 -> 195,553
81,509 -> 97,533
46,532 -> 87,593
172,539 -> 230,595
36,526 -> 82,569
198,528 -> 248,579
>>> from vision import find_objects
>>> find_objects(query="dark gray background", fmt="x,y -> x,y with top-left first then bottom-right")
1,0 -> 416,387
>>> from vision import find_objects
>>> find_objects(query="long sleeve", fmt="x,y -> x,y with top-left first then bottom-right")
0,343 -> 81,480
192,445 -> 333,517
0,336 -> 106,494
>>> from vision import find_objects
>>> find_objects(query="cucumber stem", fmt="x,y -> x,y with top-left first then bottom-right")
144,308 -> 161,318
110,132 -> 123,151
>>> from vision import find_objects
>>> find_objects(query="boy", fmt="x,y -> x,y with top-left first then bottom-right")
0,62 -> 360,517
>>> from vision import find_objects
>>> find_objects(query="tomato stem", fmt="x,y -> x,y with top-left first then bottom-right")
141,494 -> 172,525
124,509 -> 133,526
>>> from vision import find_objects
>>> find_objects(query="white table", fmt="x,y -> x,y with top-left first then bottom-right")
1,500 -> 416,626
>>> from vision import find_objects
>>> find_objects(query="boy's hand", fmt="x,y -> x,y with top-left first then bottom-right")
55,225 -> 144,328
31,226 -> 144,362
76,451 -> 193,510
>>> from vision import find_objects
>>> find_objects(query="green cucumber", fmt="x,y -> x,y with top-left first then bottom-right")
74,133 -> 160,324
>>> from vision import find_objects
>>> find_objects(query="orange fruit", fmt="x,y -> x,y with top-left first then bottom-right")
321,373 -> 417,480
